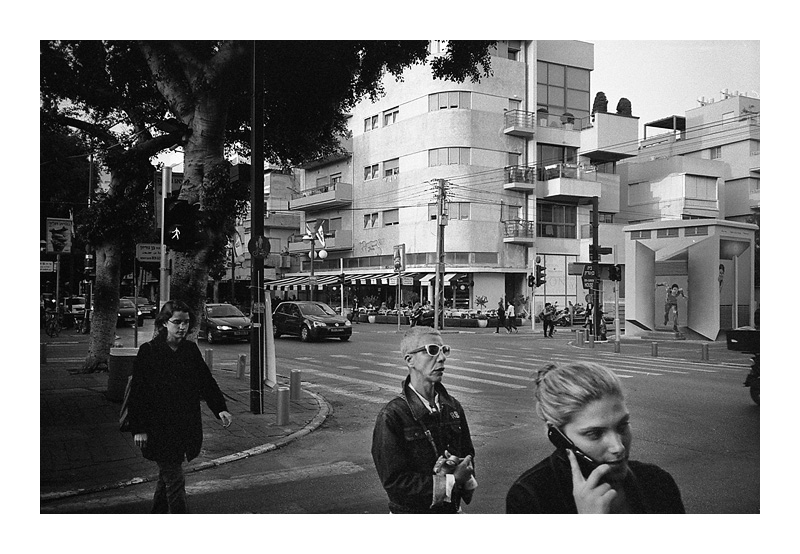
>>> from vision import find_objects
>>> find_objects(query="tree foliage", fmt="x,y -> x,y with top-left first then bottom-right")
616,97 -> 632,117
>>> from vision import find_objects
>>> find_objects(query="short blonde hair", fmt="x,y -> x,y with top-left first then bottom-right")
533,362 -> 624,428
400,326 -> 441,357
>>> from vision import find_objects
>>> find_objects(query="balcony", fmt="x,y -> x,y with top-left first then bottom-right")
535,112 -> 585,148
502,220 -> 536,245
287,229 -> 353,254
263,212 -> 301,229
289,181 -> 353,212
503,165 -> 536,192
537,163 -> 602,202
503,109 -> 536,137
580,112 -> 639,162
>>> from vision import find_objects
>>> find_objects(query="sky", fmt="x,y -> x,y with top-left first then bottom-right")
589,40 -> 760,133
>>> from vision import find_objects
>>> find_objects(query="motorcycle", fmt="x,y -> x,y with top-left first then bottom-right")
744,353 -> 760,405
552,304 -> 572,327
410,308 -> 435,328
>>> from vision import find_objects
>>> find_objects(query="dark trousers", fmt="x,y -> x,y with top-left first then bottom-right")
152,460 -> 187,513
496,318 -> 505,332
543,320 -> 554,336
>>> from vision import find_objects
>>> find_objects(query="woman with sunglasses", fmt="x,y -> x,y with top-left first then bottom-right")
371,327 -> 477,513
506,362 -> 684,513
127,300 -> 233,513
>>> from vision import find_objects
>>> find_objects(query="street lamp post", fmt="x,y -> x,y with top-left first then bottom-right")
304,233 -> 327,301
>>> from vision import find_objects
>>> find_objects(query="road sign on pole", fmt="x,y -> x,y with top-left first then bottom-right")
136,243 -> 162,263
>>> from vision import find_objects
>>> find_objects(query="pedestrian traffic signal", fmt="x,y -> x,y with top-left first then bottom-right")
164,198 -> 200,251
340,273 -> 347,286
609,264 -> 622,281
535,264 -> 547,287
528,274 -> 535,288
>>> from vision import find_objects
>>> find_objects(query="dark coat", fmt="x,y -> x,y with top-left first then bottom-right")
127,335 -> 228,463
371,376 -> 475,513
506,450 -> 685,513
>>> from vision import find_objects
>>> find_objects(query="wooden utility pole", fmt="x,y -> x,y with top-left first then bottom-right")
434,179 -> 448,331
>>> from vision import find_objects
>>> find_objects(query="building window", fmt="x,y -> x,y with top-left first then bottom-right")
656,228 -> 680,238
364,164 -> 379,181
507,40 -> 521,61
449,202 -> 470,220
383,209 -> 399,226
684,226 -> 708,236
364,114 -> 379,132
383,107 -> 399,126
364,212 -> 378,229
599,212 -> 614,224
330,173 -> 342,184
474,252 -> 498,264
710,146 -> 722,159
383,158 -> 399,179
630,230 -> 651,240
537,61 -> 590,124
508,152 -> 521,167
428,147 -> 470,166
537,203 -> 576,239
501,204 -> 522,221
685,175 -> 717,200
428,91 -> 471,111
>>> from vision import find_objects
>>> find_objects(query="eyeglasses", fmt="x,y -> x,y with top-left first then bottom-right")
408,344 -> 451,357
168,319 -> 190,327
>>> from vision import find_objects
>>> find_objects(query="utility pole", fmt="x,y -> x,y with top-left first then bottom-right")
591,196 -> 601,340
433,179 -> 448,331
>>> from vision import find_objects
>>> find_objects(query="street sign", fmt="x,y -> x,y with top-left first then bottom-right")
46,218 -> 73,254
402,276 -> 413,286
582,265 -> 598,279
40,261 -> 54,272
389,277 -> 398,286
136,243 -> 162,263
582,277 -> 598,290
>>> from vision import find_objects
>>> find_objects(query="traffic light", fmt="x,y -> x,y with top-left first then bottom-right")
610,264 -> 622,282
164,198 -> 200,251
535,264 -> 547,287
528,274 -> 535,288
589,245 -> 612,261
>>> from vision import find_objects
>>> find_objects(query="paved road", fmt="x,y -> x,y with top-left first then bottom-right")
43,324 -> 758,513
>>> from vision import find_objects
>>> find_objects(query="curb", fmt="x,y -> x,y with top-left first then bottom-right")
40,389 -> 332,503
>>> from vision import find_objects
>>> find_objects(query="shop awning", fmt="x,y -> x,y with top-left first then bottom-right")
419,273 -> 460,285
265,276 -> 308,290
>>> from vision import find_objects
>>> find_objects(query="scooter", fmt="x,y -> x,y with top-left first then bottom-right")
744,353 -> 760,405
553,305 -> 572,327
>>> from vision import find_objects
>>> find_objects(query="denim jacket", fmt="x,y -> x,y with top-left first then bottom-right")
371,376 -> 475,513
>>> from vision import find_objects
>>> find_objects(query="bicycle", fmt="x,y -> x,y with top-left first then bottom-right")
45,310 -> 61,337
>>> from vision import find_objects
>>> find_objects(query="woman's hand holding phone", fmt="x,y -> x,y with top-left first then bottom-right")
567,449 -> 617,514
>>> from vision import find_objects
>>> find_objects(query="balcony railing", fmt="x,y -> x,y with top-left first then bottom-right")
536,112 -> 591,131
294,180 -> 348,199
538,162 -> 599,182
289,181 -> 353,211
504,109 -> 536,130
502,219 -> 536,242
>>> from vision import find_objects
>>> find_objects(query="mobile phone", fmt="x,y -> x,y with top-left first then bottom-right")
547,425 -> 600,478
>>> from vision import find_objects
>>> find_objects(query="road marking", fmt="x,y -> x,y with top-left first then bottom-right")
303,368 -> 411,392
361,368 -> 524,390
304,383 -> 389,404
443,363 -> 534,383
357,369 -> 483,394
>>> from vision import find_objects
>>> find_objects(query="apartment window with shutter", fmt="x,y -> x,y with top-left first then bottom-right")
383,107 -> 399,126
428,147 -> 470,166
364,114 -> 379,132
428,91 -> 471,111
364,212 -> 378,229
383,158 -> 399,179
364,164 -> 379,181
383,209 -> 399,226
710,146 -> 722,159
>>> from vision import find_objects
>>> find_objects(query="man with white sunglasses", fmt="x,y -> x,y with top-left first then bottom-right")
371,327 -> 477,513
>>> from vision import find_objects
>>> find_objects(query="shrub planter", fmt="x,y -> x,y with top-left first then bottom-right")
367,314 -> 377,324
477,319 -> 488,328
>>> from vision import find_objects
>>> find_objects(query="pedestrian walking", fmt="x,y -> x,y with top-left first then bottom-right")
495,298 -> 506,333
127,300 -> 233,513
506,361 -> 685,514
506,302 -> 518,333
541,302 -> 556,337
371,326 -> 477,513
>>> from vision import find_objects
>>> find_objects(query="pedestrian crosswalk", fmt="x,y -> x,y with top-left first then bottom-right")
277,341 -> 744,404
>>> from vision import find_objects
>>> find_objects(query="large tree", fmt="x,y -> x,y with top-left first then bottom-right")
41,40 -> 495,370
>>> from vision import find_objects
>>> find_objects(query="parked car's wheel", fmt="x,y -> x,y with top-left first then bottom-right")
300,326 -> 311,342
340,335 -> 350,342
206,330 -> 215,344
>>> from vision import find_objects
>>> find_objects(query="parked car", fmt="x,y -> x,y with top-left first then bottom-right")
200,303 -> 251,343
122,296 -> 157,318
117,298 -> 144,327
273,300 -> 352,342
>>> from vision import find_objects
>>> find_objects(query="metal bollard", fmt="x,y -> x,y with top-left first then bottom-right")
588,334 -> 595,349
204,348 -> 213,371
651,342 -> 658,357
41,343 -> 47,364
614,340 -> 621,353
237,354 -> 246,380
290,369 -> 302,401
701,343 -> 709,361
276,386 -> 290,426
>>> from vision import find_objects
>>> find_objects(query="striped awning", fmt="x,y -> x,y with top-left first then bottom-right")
265,276 -> 308,290
418,273 -> 461,285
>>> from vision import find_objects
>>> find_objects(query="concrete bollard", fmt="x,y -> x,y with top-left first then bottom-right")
701,343 -> 709,361
588,334 -> 595,349
41,343 -> 47,364
204,349 -> 213,371
614,340 -> 621,354
576,329 -> 584,347
290,369 -> 302,401
276,386 -> 290,426
237,354 -> 247,380
651,342 -> 658,357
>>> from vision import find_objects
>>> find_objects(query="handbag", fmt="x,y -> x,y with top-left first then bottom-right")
118,375 -> 133,432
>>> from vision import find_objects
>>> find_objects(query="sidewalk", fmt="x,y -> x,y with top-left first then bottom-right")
40,324 -> 330,503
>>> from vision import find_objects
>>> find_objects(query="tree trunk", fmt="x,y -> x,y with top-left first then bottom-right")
83,240 -> 122,372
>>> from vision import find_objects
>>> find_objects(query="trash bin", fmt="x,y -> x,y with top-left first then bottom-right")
106,347 -> 138,402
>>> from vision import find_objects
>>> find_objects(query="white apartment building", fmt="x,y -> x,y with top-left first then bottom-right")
265,40 -> 638,315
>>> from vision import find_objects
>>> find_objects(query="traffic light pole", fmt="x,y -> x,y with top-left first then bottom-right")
591,196 -> 601,341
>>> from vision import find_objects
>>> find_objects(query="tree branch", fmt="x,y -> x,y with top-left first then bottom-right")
138,41 -> 195,124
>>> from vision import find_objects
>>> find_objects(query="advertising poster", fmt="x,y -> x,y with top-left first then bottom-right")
46,218 -> 73,254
